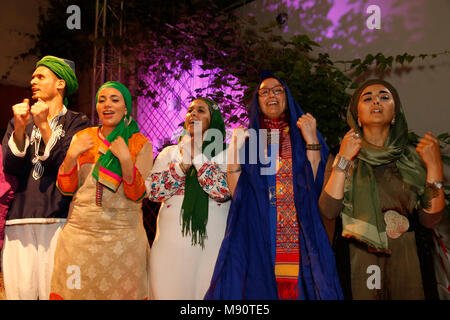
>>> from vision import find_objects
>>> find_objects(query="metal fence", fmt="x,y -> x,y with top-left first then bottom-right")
136,60 -> 249,240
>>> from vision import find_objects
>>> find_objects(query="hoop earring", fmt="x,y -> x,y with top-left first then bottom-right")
357,118 -> 362,127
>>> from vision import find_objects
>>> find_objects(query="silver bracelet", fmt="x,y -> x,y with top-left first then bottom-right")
332,154 -> 353,177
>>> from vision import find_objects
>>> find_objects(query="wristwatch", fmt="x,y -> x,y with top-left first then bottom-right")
332,154 -> 353,177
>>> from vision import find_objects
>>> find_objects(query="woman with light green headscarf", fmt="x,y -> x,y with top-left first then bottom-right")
50,81 -> 154,299
319,79 -> 445,300
146,97 -> 231,299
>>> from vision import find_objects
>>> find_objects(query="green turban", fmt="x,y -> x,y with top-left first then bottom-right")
36,55 -> 78,106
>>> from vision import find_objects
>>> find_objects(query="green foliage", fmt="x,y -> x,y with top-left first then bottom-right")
132,4 -> 355,153
337,51 -> 450,76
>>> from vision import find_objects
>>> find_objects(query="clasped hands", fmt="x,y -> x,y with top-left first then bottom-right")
178,135 -> 203,173
12,98 -> 52,145
67,134 -> 132,164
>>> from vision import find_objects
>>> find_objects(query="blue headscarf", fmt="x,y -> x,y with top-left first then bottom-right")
205,71 -> 343,300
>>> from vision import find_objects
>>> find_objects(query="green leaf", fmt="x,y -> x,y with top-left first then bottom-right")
437,132 -> 450,141
386,56 -> 394,67
363,54 -> 374,65
350,58 -> 361,69
395,54 -> 406,64
408,131 -> 420,144
405,55 -> 415,63
442,155 -> 450,166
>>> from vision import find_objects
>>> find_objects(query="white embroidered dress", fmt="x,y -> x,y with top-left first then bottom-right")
146,144 -> 231,299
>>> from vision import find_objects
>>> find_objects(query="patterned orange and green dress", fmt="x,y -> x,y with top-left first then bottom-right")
49,127 -> 153,300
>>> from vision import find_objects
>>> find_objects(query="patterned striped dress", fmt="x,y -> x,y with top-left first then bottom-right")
264,116 -> 300,300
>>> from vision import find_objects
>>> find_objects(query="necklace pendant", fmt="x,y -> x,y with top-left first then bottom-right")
32,160 -> 44,180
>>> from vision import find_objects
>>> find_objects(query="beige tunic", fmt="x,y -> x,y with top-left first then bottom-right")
50,128 -> 153,300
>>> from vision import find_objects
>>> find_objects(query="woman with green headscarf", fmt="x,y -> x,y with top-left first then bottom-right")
319,79 -> 445,300
50,81 -> 154,299
146,97 -> 231,299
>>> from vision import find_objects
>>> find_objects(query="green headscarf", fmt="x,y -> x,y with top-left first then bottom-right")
342,79 -> 426,253
92,81 -> 140,194
36,56 -> 78,106
180,97 -> 227,248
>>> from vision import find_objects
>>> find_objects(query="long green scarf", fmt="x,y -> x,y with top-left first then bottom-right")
342,79 -> 426,252
36,56 -> 78,106
180,97 -> 226,248
92,81 -> 140,193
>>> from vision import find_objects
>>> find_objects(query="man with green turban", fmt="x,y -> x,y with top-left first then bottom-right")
1,55 -> 90,299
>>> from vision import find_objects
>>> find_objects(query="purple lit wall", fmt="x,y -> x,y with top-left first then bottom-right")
136,60 -> 247,155
238,0 -> 427,57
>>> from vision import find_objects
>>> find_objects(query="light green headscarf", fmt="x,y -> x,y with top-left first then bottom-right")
180,97 -> 227,248
36,55 -> 78,106
342,79 -> 427,253
92,81 -> 141,194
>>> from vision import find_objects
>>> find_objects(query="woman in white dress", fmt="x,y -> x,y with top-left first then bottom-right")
146,97 -> 231,299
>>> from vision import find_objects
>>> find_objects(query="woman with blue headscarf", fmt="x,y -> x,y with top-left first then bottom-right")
50,81 -> 153,299
205,71 -> 343,300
